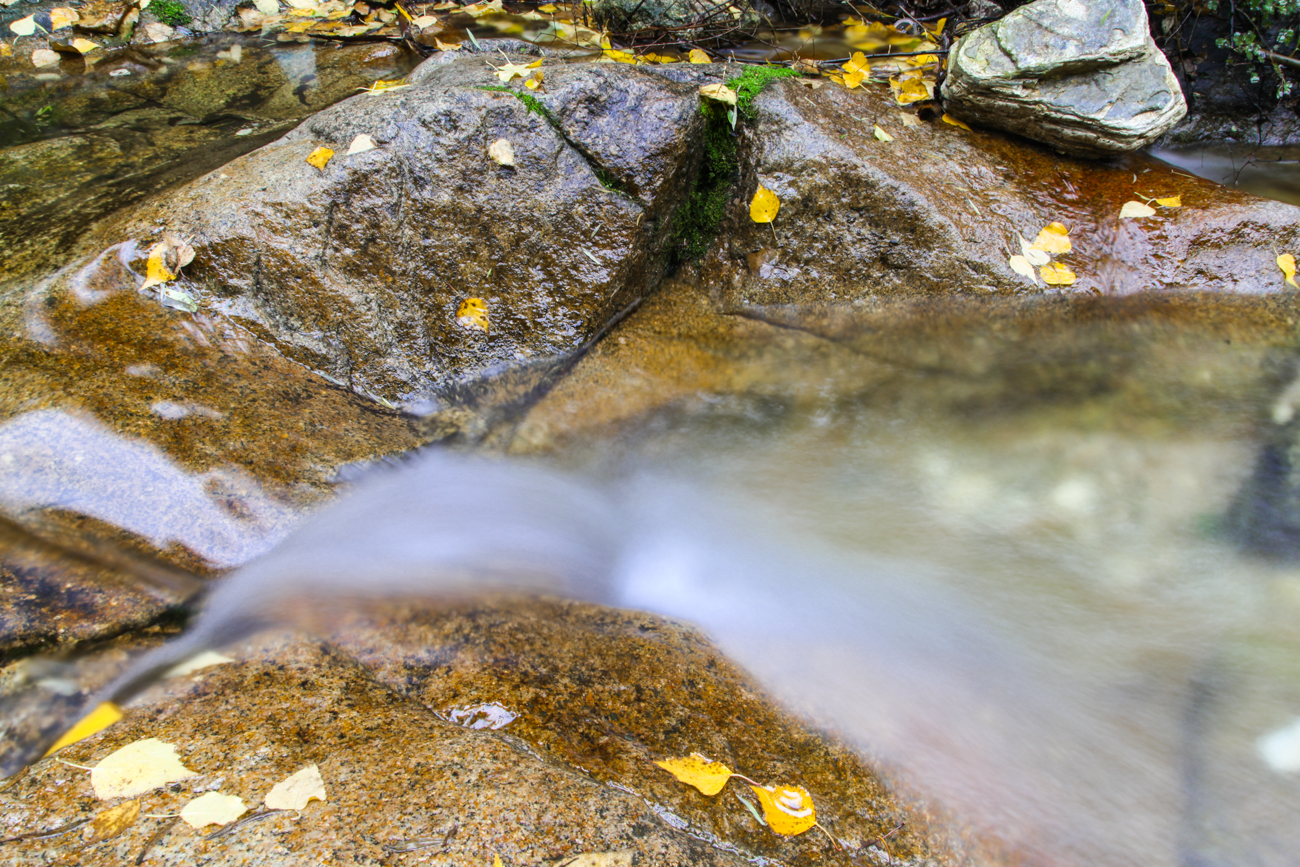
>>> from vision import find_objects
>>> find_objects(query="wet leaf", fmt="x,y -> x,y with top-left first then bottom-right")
49,6 -> 78,29
164,651 -> 234,678
306,146 -> 334,171
1008,254 -> 1038,283
31,49 -> 59,67
140,233 -> 195,292
434,36 -> 462,50
890,73 -> 932,105
181,792 -> 246,829
265,763 -> 327,810
44,702 -> 123,756
1030,221 -> 1071,255
488,138 -> 515,167
1040,262 -> 1076,286
254,0 -> 280,14
747,783 -> 817,836
699,83 -> 737,105
750,185 -> 780,224
941,113 -> 971,130
688,48 -> 711,63
86,799 -> 140,844
346,134 -> 377,155
10,14 -> 40,36
873,125 -> 893,142
654,754 -> 734,796
1119,200 -> 1156,219
1018,236 -> 1049,266
842,67 -> 865,89
159,286 -> 199,313
91,738 -> 196,799
457,297 -> 490,332
71,38 -> 99,54
1156,195 -> 1182,208
1279,253 -> 1299,288
411,14 -> 440,29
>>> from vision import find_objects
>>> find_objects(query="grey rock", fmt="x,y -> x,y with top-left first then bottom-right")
941,0 -> 1187,157
590,0 -> 759,42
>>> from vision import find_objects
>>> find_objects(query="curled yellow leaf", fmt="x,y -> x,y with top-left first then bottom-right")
890,74 -> 932,105
748,783 -> 817,836
44,701 -> 123,756
842,67 -> 865,89
688,48 -> 711,64
1156,195 -> 1182,208
654,753 -> 734,796
750,185 -> 780,224
1279,253 -> 1299,288
941,113 -> 971,130
1040,262 -> 1076,286
457,297 -> 490,332
306,146 -> 334,171
699,83 -> 737,105
1030,221 -> 1071,255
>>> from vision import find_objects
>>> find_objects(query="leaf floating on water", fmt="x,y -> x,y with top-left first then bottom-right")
264,763 -> 327,811
873,125 -> 893,142
699,83 -> 737,105
654,754 -> 734,796
457,297 -> 490,332
1156,195 -> 1182,208
1119,200 -> 1156,219
1008,254 -> 1038,283
31,48 -> 60,67
91,738 -> 196,799
688,48 -> 711,63
44,702 -> 123,756
1040,262 -> 1076,286
750,185 -> 780,224
180,792 -> 247,829
1279,253 -> 1299,288
306,146 -> 334,171
1018,236 -> 1049,267
1030,221 -> 1071,255
941,113 -> 971,130
488,138 -> 515,167
747,783 -> 817,836
10,14 -> 40,36
86,799 -> 140,844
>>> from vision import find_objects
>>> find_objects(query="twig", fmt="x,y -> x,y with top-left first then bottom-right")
135,817 -> 177,865
0,817 -> 91,845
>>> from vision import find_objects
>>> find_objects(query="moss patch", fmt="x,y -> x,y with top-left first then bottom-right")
151,0 -> 191,27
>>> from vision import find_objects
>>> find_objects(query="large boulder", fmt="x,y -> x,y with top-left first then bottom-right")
941,0 -> 1187,157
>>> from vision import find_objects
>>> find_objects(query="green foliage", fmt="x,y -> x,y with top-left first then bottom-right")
727,66 -> 801,119
152,0 -> 192,27
1192,0 -> 1300,97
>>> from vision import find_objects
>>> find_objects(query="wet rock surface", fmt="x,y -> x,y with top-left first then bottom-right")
941,0 -> 1186,157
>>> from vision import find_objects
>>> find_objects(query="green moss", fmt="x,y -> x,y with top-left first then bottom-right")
152,0 -> 191,27
727,66 -> 800,119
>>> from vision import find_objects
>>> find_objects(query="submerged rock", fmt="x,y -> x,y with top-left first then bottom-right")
941,0 -> 1187,157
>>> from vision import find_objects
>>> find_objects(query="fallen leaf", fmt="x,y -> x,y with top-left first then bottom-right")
688,48 -> 711,63
346,134 -> 377,155
747,783 -> 817,836
750,185 -> 780,223
91,738 -> 196,799
1030,221 -> 1071,255
494,856 -> 504,867
143,22 -> 174,43
538,2 -> 557,11
181,792 -> 247,829
360,78 -> 410,94
890,73 -> 932,105
1156,195 -> 1182,208
654,754 -> 734,796
140,233 -> 195,291
159,286 -> 199,313
1018,236 -> 1049,266
794,78 -> 824,89
842,50 -> 869,74
1040,262 -> 1076,285
873,125 -> 893,142
603,48 -> 638,64
44,702 -> 123,756
254,0 -> 280,14
71,38 -> 99,53
49,6 -> 78,29
842,67 -> 864,89
86,799 -> 140,844
457,297 -> 490,332
306,146 -> 334,170
9,14 -> 39,36
411,14 -> 439,28
525,70 -> 543,90
265,763 -> 328,810
489,58 -> 532,82
1008,254 -> 1038,283
1279,253 -> 1299,288
941,113 -> 971,130
699,83 -> 737,105
434,36 -> 462,50
31,49 -> 60,67
1119,200 -> 1156,219
164,651 -> 234,678
488,138 -> 515,167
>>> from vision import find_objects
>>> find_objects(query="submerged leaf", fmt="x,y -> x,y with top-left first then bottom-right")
264,763 -> 327,810
180,792 -> 246,829
164,651 -> 234,678
654,754 -> 734,796
1040,262 -> 1076,286
306,146 -> 334,170
91,738 -> 196,799
750,185 -> 780,224
488,138 -> 515,167
44,702 -> 123,756
86,799 -> 140,844
1279,253 -> 1299,288
747,783 -> 817,836
1119,200 -> 1156,219
1030,221 -> 1071,255
1008,254 -> 1038,283
31,49 -> 60,68
457,297 -> 490,332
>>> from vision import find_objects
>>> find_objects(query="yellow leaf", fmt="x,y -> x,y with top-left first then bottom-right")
873,125 -> 893,142
699,83 -> 737,105
525,71 -> 543,90
750,185 -> 780,224
842,68 -> 865,89
654,754 -> 734,796
49,7 -> 79,29
489,59 -> 532,82
140,246 -> 176,292
1018,236 -> 1049,266
1279,253 -> 1299,288
44,702 -> 123,756
748,783 -> 817,836
181,792 -> 247,829
91,738 -> 196,799
603,48 -> 638,64
457,297 -> 490,332
890,73 -> 932,105
1030,221 -> 1071,255
941,113 -> 971,130
164,651 -> 234,678
10,14 -> 40,36
1040,262 -> 1076,286
264,763 -> 327,810
1119,200 -> 1156,219
346,134 -> 377,155
361,78 -> 410,94
86,799 -> 140,844
434,36 -> 462,51
494,857 -> 504,867
910,53 -> 939,66
688,48 -> 711,64
31,48 -> 60,68
72,38 -> 100,54
306,146 -> 334,170
842,51 -> 868,74
488,138 -> 515,167
1008,254 -> 1038,283
1156,195 -> 1182,208
0,44 -> 11,57
538,3 -> 557,11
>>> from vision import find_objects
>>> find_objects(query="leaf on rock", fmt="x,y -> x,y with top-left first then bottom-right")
654,754 -> 734,796
1119,200 -> 1156,219
164,651 -> 234,678
490,58 -> 533,82
86,799 -> 140,844
1156,195 -> 1182,208
890,73 -> 932,105
159,286 -> 199,313
44,702 -> 123,757
180,792 -> 247,829
688,48 -> 711,63
603,48 -> 638,64
842,67 -> 864,89
1040,262 -> 1076,286
525,70 -> 544,90
434,36 -> 462,51
1008,254 -> 1038,283
31,49 -> 60,68
346,134 -> 377,155
72,38 -> 99,53
49,6 -> 78,28
699,83 -> 737,105
941,113 -> 971,130
872,125 -> 893,142
457,297 -> 490,332
747,783 -> 817,836
1030,221 -> 1071,255
254,0 -> 280,14
488,138 -> 515,167
750,185 -> 780,224
1279,253 -> 1299,288
1018,236 -> 1049,266
91,738 -> 196,799
140,232 -> 195,292
361,78 -> 410,94
265,764 -> 327,810
306,146 -> 334,170
10,14 -> 40,36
